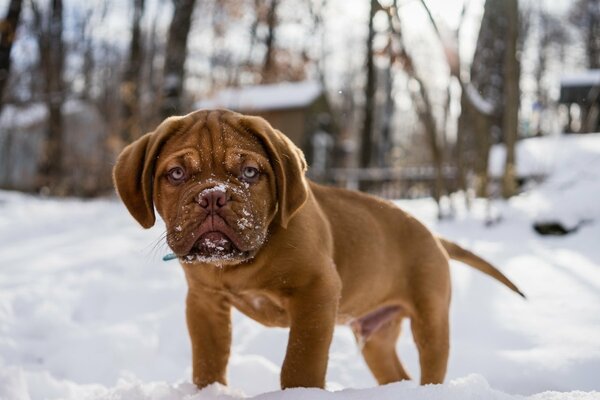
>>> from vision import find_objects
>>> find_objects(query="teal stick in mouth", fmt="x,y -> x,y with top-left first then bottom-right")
162,253 -> 178,261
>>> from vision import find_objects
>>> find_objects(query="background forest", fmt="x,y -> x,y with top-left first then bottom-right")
0,0 -> 598,207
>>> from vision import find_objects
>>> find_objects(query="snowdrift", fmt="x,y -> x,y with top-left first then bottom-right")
1,371 -> 596,400
1,134 -> 599,400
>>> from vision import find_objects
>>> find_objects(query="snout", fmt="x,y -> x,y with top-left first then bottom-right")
191,185 -> 246,252
167,182 -> 265,264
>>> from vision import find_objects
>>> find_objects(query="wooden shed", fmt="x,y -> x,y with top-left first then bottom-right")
195,81 -> 335,169
559,70 -> 600,133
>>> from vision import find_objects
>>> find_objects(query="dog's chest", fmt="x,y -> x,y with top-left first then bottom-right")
227,290 -> 291,328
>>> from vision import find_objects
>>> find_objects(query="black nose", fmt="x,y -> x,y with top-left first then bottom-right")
197,189 -> 228,211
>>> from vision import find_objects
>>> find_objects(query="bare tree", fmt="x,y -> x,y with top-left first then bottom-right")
246,0 -> 262,72
31,0 -> 66,193
0,0 -> 23,113
75,7 -> 95,101
359,0 -> 378,172
378,31 -> 395,168
258,0 -> 308,84
206,0 -> 312,89
570,0 -> 600,69
261,0 -> 279,83
142,6 -> 165,131
456,0 -> 507,198
533,9 -> 567,119
417,0 -> 475,201
420,0 -> 521,199
96,40 -> 122,139
388,1 -> 446,216
161,0 -> 197,119
501,0 -> 519,198
120,0 -> 145,143
0,0 -> 22,188
307,0 -> 328,86
569,0 -> 600,132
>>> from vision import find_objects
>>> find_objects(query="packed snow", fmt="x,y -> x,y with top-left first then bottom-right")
1,134 -> 599,400
489,134 -> 600,228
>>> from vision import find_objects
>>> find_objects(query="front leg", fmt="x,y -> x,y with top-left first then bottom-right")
186,288 -> 232,388
280,274 -> 341,389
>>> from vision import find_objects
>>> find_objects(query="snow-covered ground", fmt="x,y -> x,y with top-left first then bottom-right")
1,134 -> 599,400
489,134 -> 600,229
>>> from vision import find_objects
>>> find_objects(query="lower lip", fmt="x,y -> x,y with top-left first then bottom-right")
199,231 -> 230,244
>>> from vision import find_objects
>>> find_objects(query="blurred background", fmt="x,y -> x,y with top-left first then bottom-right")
2,2 -> 600,397
0,0 -> 597,213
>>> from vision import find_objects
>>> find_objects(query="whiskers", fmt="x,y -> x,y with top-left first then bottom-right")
145,230 -> 170,260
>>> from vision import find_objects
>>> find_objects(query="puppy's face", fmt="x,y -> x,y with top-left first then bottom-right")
154,121 -> 276,265
113,109 -> 308,267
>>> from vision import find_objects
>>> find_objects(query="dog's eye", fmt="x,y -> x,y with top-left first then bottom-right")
167,167 -> 186,183
241,166 -> 259,182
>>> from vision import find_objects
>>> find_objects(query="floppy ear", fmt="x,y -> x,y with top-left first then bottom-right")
238,115 -> 308,229
113,117 -> 183,228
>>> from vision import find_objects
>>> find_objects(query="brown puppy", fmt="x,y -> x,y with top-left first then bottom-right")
113,109 -> 524,390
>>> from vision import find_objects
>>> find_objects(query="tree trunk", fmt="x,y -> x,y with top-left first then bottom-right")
81,38 -> 93,101
388,1 -> 445,215
33,0 -> 65,194
161,0 -> 196,119
0,0 -> 22,113
143,9 -> 162,131
307,0 -> 328,87
246,0 -> 261,72
502,0 -> 519,198
473,108 -> 491,197
360,0 -> 377,173
416,0 -> 473,209
414,78 -> 444,214
456,91 -> 468,194
586,2 -> 600,69
379,36 -> 394,168
569,0 -> 600,70
120,0 -> 145,143
261,0 -> 279,83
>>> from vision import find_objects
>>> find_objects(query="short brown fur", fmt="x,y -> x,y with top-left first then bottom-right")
113,109 -> 524,390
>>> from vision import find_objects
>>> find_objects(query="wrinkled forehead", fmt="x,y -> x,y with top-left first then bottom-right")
159,115 -> 267,161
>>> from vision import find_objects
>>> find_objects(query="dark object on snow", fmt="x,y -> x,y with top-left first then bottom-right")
533,222 -> 576,236
533,220 -> 592,236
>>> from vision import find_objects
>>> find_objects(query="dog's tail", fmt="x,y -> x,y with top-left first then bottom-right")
438,237 -> 526,298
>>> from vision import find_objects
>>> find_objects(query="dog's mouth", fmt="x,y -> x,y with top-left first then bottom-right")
178,215 -> 255,265
169,214 -> 264,266
184,231 -> 242,260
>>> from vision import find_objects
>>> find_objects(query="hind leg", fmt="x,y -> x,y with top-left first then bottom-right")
352,309 -> 411,384
410,300 -> 450,384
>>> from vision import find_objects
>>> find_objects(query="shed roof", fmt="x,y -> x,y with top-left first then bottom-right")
559,70 -> 600,104
195,81 -> 322,112
560,70 -> 600,88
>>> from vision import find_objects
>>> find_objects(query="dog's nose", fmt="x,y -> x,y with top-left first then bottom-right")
197,189 -> 228,211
